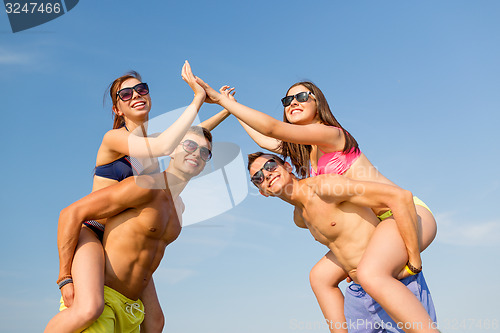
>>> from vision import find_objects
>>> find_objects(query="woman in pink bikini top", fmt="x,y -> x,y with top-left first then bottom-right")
196,77 -> 439,333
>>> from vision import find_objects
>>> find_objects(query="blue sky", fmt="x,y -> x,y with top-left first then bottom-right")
1,1 -> 499,332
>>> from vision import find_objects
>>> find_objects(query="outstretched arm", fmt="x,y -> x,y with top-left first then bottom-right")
57,177 -> 156,283
102,61 -> 206,158
197,78 -> 344,150
217,86 -> 282,153
318,175 -> 421,271
199,109 -> 230,132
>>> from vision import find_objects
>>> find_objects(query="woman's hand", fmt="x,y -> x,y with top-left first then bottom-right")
195,77 -> 226,104
60,282 -> 75,308
182,61 -> 206,100
219,85 -> 236,101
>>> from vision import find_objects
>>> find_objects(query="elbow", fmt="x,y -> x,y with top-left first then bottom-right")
265,126 -> 279,138
162,147 -> 174,157
257,141 -> 271,150
59,204 -> 85,230
401,189 -> 414,205
260,122 -> 278,138
59,206 -> 76,229
390,188 -> 413,211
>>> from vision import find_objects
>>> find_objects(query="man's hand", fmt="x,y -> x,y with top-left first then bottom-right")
397,255 -> 422,280
61,283 -> 75,308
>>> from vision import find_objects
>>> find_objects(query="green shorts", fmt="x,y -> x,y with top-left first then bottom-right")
60,285 -> 144,332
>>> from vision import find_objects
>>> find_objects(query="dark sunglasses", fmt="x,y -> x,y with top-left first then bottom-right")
116,82 -> 149,101
251,159 -> 278,186
181,139 -> 212,162
281,91 -> 315,107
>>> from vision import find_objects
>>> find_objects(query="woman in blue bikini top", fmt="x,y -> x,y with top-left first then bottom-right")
46,61 -> 229,333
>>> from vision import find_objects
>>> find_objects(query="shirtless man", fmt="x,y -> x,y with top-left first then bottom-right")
53,127 -> 212,332
248,152 -> 437,333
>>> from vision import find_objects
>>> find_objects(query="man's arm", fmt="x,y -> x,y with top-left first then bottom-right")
199,109 -> 230,132
293,206 -> 308,229
317,174 -> 421,270
57,176 -> 156,282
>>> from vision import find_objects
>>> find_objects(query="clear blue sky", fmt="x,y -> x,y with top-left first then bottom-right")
1,1 -> 499,332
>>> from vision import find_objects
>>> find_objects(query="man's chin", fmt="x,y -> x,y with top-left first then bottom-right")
180,167 -> 203,179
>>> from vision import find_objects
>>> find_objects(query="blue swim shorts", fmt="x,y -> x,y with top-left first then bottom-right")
344,272 -> 437,333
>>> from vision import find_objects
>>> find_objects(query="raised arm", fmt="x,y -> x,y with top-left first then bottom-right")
57,177 -> 156,284
199,109 -> 230,132
197,78 -> 344,150
217,86 -> 282,153
318,175 -> 421,271
102,61 -> 206,158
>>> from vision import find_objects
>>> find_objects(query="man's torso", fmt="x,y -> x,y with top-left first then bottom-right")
298,176 -> 379,279
103,184 -> 181,300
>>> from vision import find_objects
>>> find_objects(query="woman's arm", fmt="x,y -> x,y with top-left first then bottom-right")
199,109 -> 230,132
197,78 -> 344,150
234,116 -> 282,153
102,61 -> 206,158
217,86 -> 282,153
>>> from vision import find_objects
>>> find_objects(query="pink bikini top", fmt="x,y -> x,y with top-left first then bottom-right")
310,148 -> 361,176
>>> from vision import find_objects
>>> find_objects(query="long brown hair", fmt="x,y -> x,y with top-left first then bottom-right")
280,81 -> 359,178
105,71 -> 143,129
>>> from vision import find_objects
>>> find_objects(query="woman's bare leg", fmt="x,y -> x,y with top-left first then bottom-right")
310,252 -> 349,333
44,227 -> 105,333
356,206 -> 438,333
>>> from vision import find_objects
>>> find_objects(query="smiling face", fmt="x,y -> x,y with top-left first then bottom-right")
113,78 -> 152,122
169,132 -> 211,179
248,155 -> 293,197
284,85 -> 319,125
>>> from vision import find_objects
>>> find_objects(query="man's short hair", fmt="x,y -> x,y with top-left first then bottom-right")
187,126 -> 212,145
247,152 -> 286,172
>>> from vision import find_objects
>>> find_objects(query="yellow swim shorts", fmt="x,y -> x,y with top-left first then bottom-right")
60,285 -> 144,332
377,196 -> 433,221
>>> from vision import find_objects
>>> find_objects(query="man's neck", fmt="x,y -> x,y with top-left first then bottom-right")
163,170 -> 189,199
277,177 -> 306,207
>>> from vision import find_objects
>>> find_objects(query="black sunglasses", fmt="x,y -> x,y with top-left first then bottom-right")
251,159 -> 278,186
181,139 -> 212,162
116,82 -> 149,101
281,91 -> 315,107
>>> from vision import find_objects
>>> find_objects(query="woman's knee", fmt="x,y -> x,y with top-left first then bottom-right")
75,296 -> 105,324
309,262 -> 334,293
356,261 -> 384,294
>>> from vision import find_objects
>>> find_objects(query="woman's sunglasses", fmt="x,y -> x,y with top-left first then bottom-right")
281,91 -> 315,107
117,83 -> 149,102
181,139 -> 212,162
251,159 -> 278,186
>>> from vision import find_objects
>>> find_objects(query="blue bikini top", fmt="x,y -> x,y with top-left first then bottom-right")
94,125 -> 139,181
94,125 -> 160,181
94,155 -> 136,181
